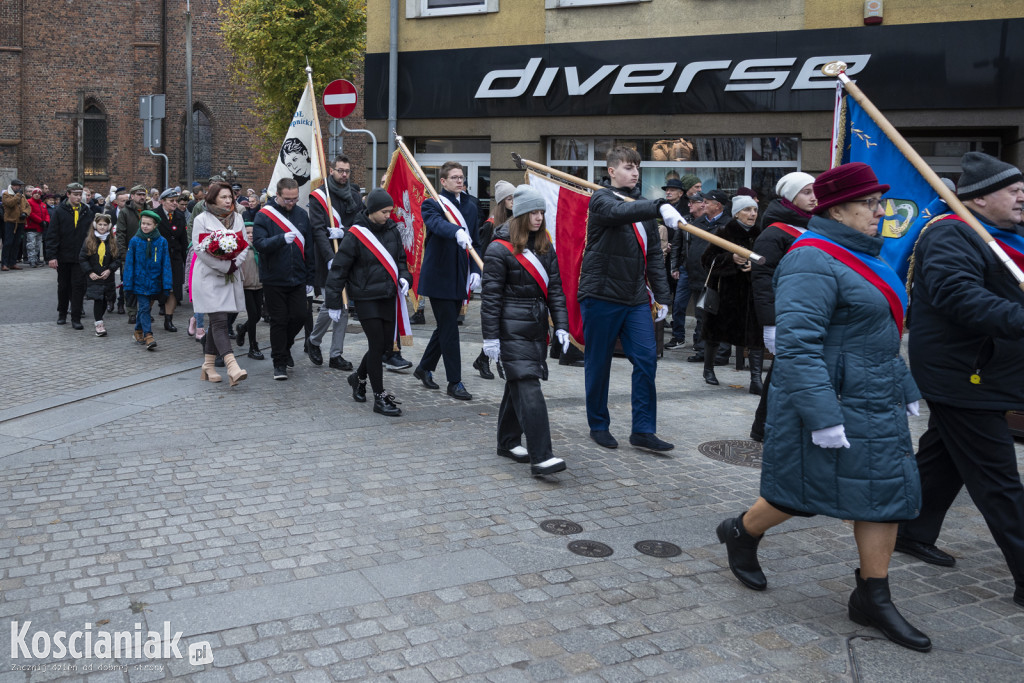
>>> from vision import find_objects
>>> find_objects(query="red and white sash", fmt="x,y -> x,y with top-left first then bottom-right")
260,206 -> 305,258
310,187 -> 343,229
348,225 -> 412,341
437,195 -> 474,300
629,221 -> 657,307
768,221 -> 806,240
496,240 -> 549,298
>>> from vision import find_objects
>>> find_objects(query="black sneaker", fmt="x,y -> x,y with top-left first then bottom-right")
128,313 -> 136,324
410,310 -> 425,325
273,365 -> 288,380
287,352 -> 295,368
383,353 -> 413,371
629,432 -> 674,452
308,344 -> 323,366
56,315 -> 67,325
664,337 -> 681,349
329,356 -> 353,371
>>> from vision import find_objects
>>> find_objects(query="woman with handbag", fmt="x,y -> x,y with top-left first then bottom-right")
699,195 -> 763,389
715,163 -> 930,652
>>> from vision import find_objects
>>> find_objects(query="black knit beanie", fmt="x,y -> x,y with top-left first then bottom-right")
365,188 -> 394,215
957,152 -> 1023,201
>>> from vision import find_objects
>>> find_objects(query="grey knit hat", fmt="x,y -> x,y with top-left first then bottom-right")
512,184 -> 546,218
493,180 -> 515,205
957,152 -> 1023,201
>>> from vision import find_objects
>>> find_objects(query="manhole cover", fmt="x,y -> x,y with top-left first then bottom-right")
634,540 -> 682,558
698,440 -> 762,469
567,540 -> 613,558
540,519 -> 583,536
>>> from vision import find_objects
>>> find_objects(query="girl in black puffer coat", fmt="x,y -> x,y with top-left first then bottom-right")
481,185 -> 569,476
325,190 -> 412,417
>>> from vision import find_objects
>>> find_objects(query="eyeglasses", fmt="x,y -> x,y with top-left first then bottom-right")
278,196 -> 299,204
851,197 -> 884,211
446,176 -> 465,182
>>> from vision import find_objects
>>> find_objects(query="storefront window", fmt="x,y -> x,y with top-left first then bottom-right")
547,136 -> 801,200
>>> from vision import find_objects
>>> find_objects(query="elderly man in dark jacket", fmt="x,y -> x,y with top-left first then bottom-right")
579,147 -> 674,452
898,152 -> 1024,609
307,155 -> 363,370
253,178 -> 316,380
155,188 -> 189,331
412,161 -> 481,401
44,183 -> 93,328
684,189 -> 732,364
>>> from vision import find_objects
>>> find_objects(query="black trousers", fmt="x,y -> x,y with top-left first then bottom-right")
498,377 -> 553,465
56,261 -> 87,321
263,284 -> 307,366
418,297 -> 462,384
900,401 -> 1024,590
238,289 -> 264,347
750,361 -> 774,439
358,316 -> 396,395
92,299 -> 106,321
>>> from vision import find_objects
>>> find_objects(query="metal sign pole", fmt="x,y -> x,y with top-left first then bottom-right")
340,119 -> 378,189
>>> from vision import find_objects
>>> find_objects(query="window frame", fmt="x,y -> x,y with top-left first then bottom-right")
407,0 -> 498,19
545,0 -> 649,8
82,102 -> 108,180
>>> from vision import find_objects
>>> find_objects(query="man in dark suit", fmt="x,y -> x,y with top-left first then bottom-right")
412,161 -> 480,400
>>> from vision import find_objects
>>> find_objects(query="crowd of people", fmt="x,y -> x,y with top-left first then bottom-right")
3,148 -> 1023,650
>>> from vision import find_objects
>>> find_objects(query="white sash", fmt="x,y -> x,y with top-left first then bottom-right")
312,187 -> 343,228
261,206 -> 306,250
348,225 -> 412,340
437,195 -> 467,228
521,249 -> 549,289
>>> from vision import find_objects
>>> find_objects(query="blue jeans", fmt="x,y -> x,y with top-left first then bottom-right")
135,294 -> 154,334
581,298 -> 658,434
671,270 -> 689,340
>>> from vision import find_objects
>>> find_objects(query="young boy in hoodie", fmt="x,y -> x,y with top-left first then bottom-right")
122,210 -> 172,350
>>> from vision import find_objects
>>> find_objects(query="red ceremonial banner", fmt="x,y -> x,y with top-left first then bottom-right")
384,151 -> 429,304
527,172 -> 591,346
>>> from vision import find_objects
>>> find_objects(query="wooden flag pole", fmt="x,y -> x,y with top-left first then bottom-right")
511,154 -> 766,266
394,133 -> 485,270
824,60 -> 1024,289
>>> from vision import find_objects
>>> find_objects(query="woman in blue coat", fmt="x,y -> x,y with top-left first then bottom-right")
716,164 -> 930,652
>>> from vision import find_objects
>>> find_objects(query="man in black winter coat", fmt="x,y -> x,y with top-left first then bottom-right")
155,188 -> 190,331
898,152 -> 1024,610
684,189 -> 730,363
307,155 -> 363,371
578,146 -> 675,453
44,183 -> 93,328
253,178 -> 316,380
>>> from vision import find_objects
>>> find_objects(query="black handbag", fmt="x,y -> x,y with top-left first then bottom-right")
696,267 -> 720,315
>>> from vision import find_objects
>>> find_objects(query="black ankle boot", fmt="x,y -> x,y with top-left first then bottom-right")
373,391 -> 402,417
749,349 -> 764,395
473,350 -> 494,380
164,315 -> 177,332
704,342 -> 719,385
848,569 -> 931,651
716,514 -> 766,591
347,372 -> 367,403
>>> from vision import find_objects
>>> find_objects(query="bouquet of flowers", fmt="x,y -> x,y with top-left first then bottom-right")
198,228 -> 248,282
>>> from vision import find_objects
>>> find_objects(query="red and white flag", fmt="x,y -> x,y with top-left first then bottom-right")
383,150 -> 428,309
526,171 -> 591,346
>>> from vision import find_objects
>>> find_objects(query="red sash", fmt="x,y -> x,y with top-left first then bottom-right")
495,240 -> 549,298
628,221 -> 657,306
259,207 -> 305,259
311,188 -> 343,229
768,221 -> 805,240
790,238 -> 906,336
348,225 -> 412,340
939,213 -> 1024,272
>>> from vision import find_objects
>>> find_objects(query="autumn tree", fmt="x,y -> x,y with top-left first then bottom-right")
219,0 -> 366,161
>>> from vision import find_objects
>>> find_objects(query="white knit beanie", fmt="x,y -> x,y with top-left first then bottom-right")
775,172 -> 816,202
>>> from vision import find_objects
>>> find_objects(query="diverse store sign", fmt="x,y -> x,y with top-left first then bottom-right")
365,18 -> 1024,119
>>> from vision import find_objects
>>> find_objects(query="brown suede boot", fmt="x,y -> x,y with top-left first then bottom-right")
223,353 -> 248,386
200,354 -> 222,382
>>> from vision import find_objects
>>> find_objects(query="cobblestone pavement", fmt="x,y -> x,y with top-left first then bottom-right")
2,266 -> 1022,682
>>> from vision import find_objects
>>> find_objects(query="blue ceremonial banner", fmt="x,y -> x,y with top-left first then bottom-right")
832,84 -> 946,282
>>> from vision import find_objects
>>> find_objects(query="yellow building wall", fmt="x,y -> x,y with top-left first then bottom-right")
368,0 -> 1024,54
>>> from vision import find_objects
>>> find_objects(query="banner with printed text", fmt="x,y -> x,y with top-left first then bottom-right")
268,82 -> 323,209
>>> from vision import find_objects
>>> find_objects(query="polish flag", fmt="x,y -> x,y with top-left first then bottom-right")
526,171 -> 591,346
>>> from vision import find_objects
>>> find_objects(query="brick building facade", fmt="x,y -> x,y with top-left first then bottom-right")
0,1 -> 369,195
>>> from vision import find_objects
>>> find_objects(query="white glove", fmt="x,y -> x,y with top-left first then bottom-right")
455,229 -> 472,249
399,278 -> 410,297
283,231 -> 297,244
328,309 -> 343,323
327,259 -> 333,271
328,227 -> 345,240
555,329 -> 571,354
811,424 -> 851,449
659,204 -> 684,228
906,401 -> 920,417
763,326 -> 776,354
467,273 -> 481,291
483,339 -> 500,361
654,304 -> 668,322
306,285 -> 314,298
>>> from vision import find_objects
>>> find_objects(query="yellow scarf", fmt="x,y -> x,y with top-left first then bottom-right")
98,241 -> 105,266
73,206 -> 79,227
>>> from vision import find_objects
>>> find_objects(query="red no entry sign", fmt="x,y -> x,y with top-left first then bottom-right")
322,79 -> 358,119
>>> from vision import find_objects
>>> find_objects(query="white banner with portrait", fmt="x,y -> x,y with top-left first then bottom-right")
267,82 -> 323,208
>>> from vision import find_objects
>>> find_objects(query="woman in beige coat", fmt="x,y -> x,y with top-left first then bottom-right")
190,181 -> 249,385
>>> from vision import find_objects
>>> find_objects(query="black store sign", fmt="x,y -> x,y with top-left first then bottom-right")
365,18 -> 1024,120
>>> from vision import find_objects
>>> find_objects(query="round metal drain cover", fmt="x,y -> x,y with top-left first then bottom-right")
567,540 -> 613,558
634,540 -> 682,558
540,519 -> 583,536
698,440 -> 763,469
